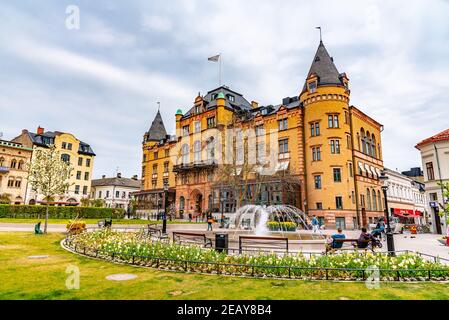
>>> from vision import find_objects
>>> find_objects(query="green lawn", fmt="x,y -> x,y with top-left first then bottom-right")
0,218 -> 203,225
0,232 -> 448,300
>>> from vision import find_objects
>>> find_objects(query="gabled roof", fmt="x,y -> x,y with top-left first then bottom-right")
415,128 -> 449,149
302,41 -> 343,92
146,110 -> 167,141
91,177 -> 141,188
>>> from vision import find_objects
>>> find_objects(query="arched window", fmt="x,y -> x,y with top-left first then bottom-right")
179,196 -> 185,211
365,131 -> 371,156
194,141 -> 201,163
61,154 -> 70,163
371,134 -> 377,158
181,144 -> 189,164
10,159 -> 17,169
0,157 -> 4,167
360,129 -> 366,154
366,188 -> 372,210
207,138 -> 215,162
357,133 -> 361,151
372,190 -> 377,211
15,178 -> 22,188
7,177 -> 15,188
18,160 -> 24,170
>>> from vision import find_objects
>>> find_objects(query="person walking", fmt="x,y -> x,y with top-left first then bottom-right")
311,215 -> 319,234
207,212 -> 214,232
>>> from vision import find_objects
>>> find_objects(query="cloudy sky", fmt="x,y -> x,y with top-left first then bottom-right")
1,0 -> 448,179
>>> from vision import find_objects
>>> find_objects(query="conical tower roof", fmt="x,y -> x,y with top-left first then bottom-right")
302,41 -> 343,92
146,110 -> 167,141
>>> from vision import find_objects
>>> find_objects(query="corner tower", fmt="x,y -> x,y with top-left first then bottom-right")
300,41 -> 355,228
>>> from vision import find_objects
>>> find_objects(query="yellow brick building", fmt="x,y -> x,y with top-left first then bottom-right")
138,41 -> 384,229
12,127 -> 96,205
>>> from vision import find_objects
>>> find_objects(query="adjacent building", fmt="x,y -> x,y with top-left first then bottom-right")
91,173 -> 141,209
138,41 -> 385,229
0,139 -> 33,204
416,129 -> 449,234
384,168 -> 428,226
12,127 -> 96,205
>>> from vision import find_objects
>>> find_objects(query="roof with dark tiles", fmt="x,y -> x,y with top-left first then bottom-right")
145,110 -> 168,141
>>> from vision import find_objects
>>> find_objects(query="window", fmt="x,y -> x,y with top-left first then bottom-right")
84,172 -> 89,181
336,217 -> 346,230
11,159 -> 17,169
314,175 -> 322,189
367,188 -> 372,210
348,162 -> 353,177
78,157 -> 83,166
7,178 -> 14,187
227,94 -> 235,102
194,121 -> 201,133
106,190 -> 110,198
83,186 -> 88,195
62,142 -> 67,149
194,105 -> 200,114
330,140 -> 340,154
75,185 -> 80,194
312,147 -> 321,161
256,143 -> 265,163
207,117 -> 216,128
344,111 -> 349,124
154,151 -> 158,160
346,135 -> 352,149
310,122 -> 320,137
86,159 -> 91,167
426,162 -> 435,180
335,196 -> 343,210
372,190 -> 378,211
14,178 -> 22,188
142,166 -> 146,178
316,202 -> 323,210
278,118 -> 288,131
183,125 -> 190,136
207,139 -> 215,161
61,154 -> 70,163
278,139 -> 289,154
378,190 -> 382,211
164,161 -> 169,173
255,125 -> 264,137
194,141 -> 201,163
98,191 -> 102,198
165,149 -> 169,157
17,161 -> 24,170
328,115 -> 339,128
122,191 -> 126,199
333,168 -> 342,182
67,143 -> 73,150
308,81 -> 317,93
116,191 -> 120,198
181,144 -> 189,164
152,164 -> 158,174
76,171 -> 81,180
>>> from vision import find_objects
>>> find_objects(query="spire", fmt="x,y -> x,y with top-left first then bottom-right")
146,110 -> 167,141
302,41 -> 343,92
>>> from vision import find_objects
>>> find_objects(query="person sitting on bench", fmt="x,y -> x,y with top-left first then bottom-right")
35,222 -> 43,235
357,227 -> 374,248
326,228 -> 346,253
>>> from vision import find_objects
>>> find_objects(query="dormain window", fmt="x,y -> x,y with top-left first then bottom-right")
308,81 -> 317,93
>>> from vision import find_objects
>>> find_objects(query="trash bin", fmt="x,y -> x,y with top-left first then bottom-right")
215,233 -> 228,253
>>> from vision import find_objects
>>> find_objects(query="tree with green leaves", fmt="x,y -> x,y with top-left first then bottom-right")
26,146 -> 73,233
439,182 -> 449,226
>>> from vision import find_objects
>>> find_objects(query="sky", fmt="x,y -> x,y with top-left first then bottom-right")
1,0 -> 448,179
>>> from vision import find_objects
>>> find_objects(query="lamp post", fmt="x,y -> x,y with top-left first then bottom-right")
379,170 -> 396,256
220,189 -> 225,228
163,184 -> 169,234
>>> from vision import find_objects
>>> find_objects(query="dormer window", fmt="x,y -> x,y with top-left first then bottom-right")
261,108 -> 268,116
226,94 -> 235,102
211,93 -> 218,100
195,105 -> 200,114
308,81 -> 317,93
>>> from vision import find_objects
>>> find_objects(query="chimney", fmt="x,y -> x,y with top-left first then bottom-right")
102,175 -> 106,179
117,172 -> 122,178
251,101 -> 259,109
37,126 -> 44,135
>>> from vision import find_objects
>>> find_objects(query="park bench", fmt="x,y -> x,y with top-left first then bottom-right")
147,224 -> 169,241
98,218 -> 112,228
239,235 -> 289,254
172,232 -> 213,248
326,238 -> 378,254
34,222 -> 43,235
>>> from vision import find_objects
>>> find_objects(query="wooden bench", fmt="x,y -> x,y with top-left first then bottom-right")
239,235 -> 289,254
327,238 -> 376,253
172,232 -> 213,248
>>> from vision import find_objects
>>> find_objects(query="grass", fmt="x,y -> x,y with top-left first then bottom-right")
0,218 -> 203,225
0,232 -> 449,300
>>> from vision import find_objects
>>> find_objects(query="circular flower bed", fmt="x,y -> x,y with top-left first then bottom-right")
64,230 -> 449,281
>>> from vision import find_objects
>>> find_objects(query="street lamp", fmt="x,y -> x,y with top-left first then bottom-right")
379,170 -> 396,256
163,184 -> 169,234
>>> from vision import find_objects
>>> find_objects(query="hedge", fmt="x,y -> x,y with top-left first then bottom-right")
0,205 -> 125,219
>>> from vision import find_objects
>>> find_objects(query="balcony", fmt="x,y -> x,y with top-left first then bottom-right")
0,166 -> 9,174
173,160 -> 217,172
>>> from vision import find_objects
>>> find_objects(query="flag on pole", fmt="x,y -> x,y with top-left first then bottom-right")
208,54 -> 220,62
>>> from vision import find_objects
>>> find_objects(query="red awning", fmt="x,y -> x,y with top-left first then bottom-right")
393,208 -> 421,218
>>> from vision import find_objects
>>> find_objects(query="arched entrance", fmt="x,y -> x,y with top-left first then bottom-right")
190,189 -> 203,215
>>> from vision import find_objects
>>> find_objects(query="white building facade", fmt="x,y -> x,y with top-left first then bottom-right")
384,168 -> 428,227
91,174 -> 141,210
416,129 -> 449,234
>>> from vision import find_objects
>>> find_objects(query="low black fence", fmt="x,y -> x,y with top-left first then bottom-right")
63,237 -> 449,282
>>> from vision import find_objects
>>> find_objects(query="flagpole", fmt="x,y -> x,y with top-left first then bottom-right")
219,53 -> 222,87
